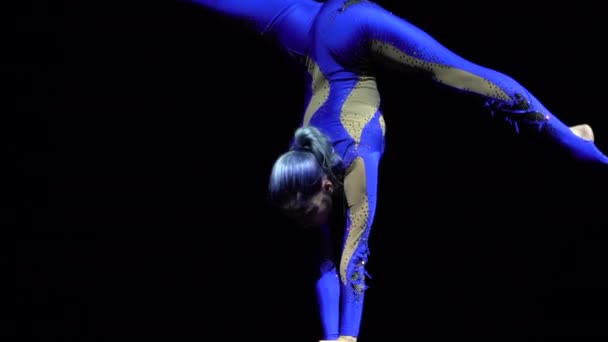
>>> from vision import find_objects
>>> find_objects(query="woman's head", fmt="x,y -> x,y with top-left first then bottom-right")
269,126 -> 343,228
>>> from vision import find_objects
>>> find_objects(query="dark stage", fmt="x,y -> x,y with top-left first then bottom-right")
6,1 -> 608,341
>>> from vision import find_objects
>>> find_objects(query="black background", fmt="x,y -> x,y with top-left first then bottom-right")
5,1 -> 608,341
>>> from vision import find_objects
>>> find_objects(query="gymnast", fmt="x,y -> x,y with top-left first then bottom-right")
190,1 -> 608,341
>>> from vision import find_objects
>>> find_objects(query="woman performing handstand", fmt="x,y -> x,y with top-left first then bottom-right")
190,1 -> 608,341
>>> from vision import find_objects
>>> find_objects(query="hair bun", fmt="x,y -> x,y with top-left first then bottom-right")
292,127 -> 317,152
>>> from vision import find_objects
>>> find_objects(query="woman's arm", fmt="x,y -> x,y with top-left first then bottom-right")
316,224 -> 341,340
337,151 -> 382,338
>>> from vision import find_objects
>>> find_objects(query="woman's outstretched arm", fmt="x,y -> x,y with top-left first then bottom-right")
336,151 -> 383,340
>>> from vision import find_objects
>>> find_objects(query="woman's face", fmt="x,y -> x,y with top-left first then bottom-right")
282,179 -> 334,229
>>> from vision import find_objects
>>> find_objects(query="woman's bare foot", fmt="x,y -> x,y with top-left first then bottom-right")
570,124 -> 595,141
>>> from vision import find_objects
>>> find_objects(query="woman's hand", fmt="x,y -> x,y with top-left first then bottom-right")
337,337 -> 357,342
319,337 -> 357,342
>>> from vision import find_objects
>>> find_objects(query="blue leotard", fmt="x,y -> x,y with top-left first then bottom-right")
192,0 -> 608,338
